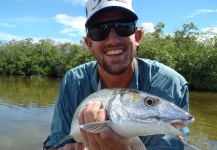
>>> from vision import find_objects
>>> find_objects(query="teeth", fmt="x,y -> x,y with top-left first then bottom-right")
106,50 -> 123,56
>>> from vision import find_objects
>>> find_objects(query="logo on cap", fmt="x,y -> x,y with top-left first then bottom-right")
91,0 -> 102,10
91,0 -> 127,11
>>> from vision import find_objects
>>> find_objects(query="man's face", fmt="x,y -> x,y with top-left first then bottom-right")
85,10 -> 142,74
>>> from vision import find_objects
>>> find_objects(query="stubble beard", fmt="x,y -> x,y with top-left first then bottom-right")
101,56 -> 133,74
93,51 -> 136,75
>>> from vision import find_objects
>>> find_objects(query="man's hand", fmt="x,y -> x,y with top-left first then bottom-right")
57,143 -> 86,150
78,101 -> 130,150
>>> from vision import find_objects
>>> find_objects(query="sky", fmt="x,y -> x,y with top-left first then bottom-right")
0,0 -> 217,44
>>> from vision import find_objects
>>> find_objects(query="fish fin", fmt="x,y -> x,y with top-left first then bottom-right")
79,121 -> 110,133
54,135 -> 73,147
128,137 -> 147,150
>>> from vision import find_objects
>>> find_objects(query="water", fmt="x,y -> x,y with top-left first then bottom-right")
0,76 -> 216,150
0,75 -> 60,150
188,92 -> 217,149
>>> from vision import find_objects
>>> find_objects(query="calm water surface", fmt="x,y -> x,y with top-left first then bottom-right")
0,76 -> 216,150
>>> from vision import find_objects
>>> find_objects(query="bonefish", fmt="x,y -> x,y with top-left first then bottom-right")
55,88 -> 194,149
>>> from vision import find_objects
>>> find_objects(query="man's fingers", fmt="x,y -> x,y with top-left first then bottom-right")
78,102 -> 92,125
93,109 -> 112,149
83,101 -> 102,123
78,101 -> 103,150
57,143 -> 86,150
96,109 -> 107,122
177,135 -> 184,142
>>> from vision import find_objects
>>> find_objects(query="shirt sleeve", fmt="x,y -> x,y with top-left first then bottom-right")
43,62 -> 96,149
43,75 -> 79,149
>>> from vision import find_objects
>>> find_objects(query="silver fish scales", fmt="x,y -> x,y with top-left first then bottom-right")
55,88 -> 194,149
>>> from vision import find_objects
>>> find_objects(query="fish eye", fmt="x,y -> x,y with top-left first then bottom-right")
144,97 -> 157,107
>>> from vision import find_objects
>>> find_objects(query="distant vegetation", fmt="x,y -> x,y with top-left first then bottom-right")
0,22 -> 217,91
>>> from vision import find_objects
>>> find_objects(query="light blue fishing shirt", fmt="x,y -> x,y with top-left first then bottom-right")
43,58 -> 189,150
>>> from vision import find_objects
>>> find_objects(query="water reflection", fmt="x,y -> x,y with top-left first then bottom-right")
0,76 -> 217,150
0,104 -> 55,150
188,92 -> 217,150
0,75 -> 60,150
0,75 -> 60,108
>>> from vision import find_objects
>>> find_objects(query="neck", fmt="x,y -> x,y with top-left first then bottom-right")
98,59 -> 136,88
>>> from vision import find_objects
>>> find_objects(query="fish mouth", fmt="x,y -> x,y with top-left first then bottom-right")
164,117 -> 194,130
171,122 -> 186,130
158,119 -> 189,135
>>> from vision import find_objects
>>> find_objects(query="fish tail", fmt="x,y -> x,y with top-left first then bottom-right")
54,135 -> 73,147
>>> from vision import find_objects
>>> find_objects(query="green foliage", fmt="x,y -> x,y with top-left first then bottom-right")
0,38 -> 94,77
137,22 -> 217,91
0,22 -> 216,91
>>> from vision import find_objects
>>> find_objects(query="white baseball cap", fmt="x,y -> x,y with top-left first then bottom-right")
85,0 -> 138,27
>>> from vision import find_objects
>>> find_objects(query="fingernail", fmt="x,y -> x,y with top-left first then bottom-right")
93,101 -> 100,105
84,102 -> 93,108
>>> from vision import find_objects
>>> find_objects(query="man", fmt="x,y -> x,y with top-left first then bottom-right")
43,0 -> 189,149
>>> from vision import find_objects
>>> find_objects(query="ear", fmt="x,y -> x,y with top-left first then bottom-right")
134,29 -> 143,44
84,36 -> 93,53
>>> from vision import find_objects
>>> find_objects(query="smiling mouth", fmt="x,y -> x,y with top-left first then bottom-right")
106,49 -> 124,56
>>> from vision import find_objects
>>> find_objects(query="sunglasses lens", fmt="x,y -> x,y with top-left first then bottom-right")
115,21 -> 136,37
88,24 -> 109,41
88,20 -> 136,41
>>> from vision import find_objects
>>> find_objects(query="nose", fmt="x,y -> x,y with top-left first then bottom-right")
106,28 -> 120,43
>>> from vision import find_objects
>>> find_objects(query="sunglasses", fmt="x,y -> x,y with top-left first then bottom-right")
87,20 -> 137,41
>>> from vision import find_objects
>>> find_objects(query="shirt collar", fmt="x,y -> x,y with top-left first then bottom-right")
91,59 -> 139,91
90,61 -> 100,92
129,58 -> 139,90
